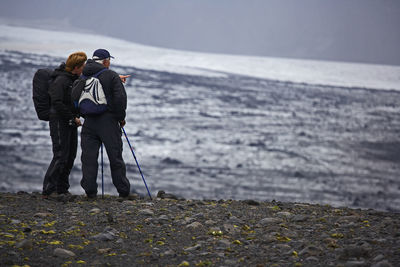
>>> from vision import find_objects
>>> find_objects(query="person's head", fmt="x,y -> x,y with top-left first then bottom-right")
92,49 -> 114,68
65,52 -> 87,75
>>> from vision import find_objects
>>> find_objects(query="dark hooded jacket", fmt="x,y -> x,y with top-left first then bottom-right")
81,59 -> 127,121
49,63 -> 79,121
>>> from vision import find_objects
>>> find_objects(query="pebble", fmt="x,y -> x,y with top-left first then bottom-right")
139,209 -> 154,216
1,192 -> 400,266
91,227 -> 119,241
89,208 -> 101,214
344,260 -> 368,267
342,245 -> 370,259
372,260 -> 393,267
305,256 -> 319,263
16,239 -> 33,249
158,215 -> 169,223
292,214 -> 309,222
163,249 -> 175,256
243,199 -> 260,206
183,244 -> 202,252
192,213 -> 205,219
259,217 -> 282,226
186,222 -> 203,229
337,216 -> 360,223
226,216 -> 243,224
205,219 -> 216,225
373,254 -> 385,262
218,239 -> 231,248
261,234 -> 276,244
223,224 -> 238,234
299,245 -> 323,257
276,211 -> 292,218
54,248 -> 76,258
98,248 -> 112,254
33,212 -> 52,218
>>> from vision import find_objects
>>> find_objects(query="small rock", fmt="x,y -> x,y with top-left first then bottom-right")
276,211 -> 292,218
179,260 -> 190,266
344,260 -> 368,267
184,244 -> 202,252
121,200 -> 136,205
243,199 -> 260,206
11,219 -> 21,224
183,217 -> 196,225
218,239 -> 231,248
292,214 -> 309,222
90,227 -> 119,241
192,213 -> 205,219
16,239 -> 33,249
261,234 -> 276,244
205,220 -> 216,225
337,216 -> 360,223
223,224 -> 234,233
65,226 -> 77,232
373,254 -> 385,262
186,222 -> 203,229
305,256 -> 319,263
34,212 -> 52,218
342,245 -> 370,259
158,215 -> 169,223
227,216 -> 243,224
372,260 -> 393,267
164,249 -> 175,256
98,248 -> 112,254
157,190 -> 179,200
54,248 -> 76,258
224,259 -> 236,265
89,208 -> 101,214
276,244 -> 291,250
91,232 -> 116,241
139,209 -> 154,216
259,217 -> 281,226
299,245 -> 323,257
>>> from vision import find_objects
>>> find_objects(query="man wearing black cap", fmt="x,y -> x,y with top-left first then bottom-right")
79,49 -> 130,198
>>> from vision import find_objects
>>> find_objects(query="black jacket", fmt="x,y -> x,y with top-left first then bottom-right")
49,63 -> 79,121
82,59 -> 127,121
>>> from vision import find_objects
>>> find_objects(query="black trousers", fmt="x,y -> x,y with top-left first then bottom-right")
80,112 -> 130,196
43,118 -> 77,195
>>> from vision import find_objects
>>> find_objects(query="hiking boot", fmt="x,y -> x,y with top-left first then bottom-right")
86,193 -> 97,200
42,192 -> 58,200
57,192 -> 77,202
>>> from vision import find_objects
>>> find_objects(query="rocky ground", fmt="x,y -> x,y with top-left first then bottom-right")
0,192 -> 399,267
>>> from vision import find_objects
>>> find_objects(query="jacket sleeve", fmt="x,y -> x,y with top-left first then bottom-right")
110,72 -> 127,121
49,76 -> 75,121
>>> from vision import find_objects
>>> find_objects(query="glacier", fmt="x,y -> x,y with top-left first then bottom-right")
1,24 -> 400,211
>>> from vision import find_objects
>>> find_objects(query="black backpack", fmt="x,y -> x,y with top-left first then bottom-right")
32,68 -> 53,121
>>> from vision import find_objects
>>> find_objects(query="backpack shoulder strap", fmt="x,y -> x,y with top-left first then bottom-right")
81,68 -> 108,80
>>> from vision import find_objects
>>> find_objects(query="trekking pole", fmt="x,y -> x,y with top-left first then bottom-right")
122,127 -> 152,200
101,143 -> 104,199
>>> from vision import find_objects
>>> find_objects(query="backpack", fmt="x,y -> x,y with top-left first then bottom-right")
74,69 -> 108,115
32,68 -> 54,121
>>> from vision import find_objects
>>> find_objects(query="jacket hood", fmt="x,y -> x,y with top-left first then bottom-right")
82,59 -> 107,77
51,62 -> 76,79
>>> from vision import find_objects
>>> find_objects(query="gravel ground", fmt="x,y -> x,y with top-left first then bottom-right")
0,192 -> 399,267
